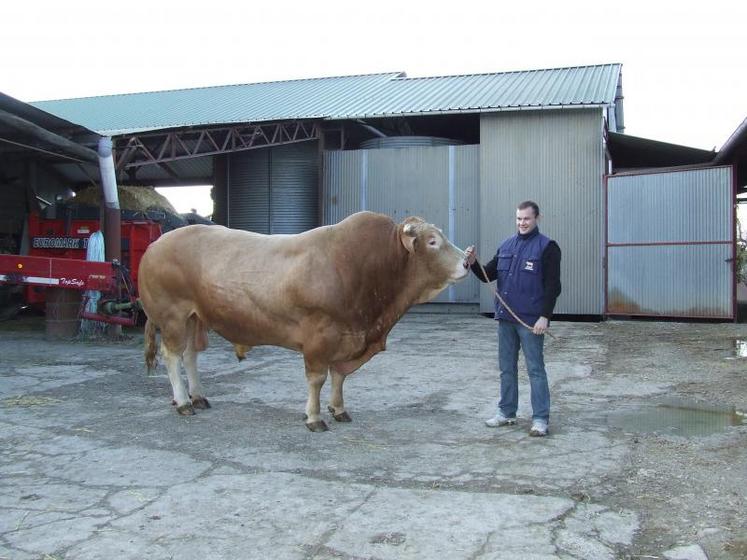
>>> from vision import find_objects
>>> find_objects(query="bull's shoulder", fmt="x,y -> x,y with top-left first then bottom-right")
337,211 -> 396,229
324,212 -> 401,245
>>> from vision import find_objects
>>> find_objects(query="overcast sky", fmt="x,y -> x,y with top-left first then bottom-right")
2,0 -> 745,154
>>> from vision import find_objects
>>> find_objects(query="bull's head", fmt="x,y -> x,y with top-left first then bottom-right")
399,216 -> 468,302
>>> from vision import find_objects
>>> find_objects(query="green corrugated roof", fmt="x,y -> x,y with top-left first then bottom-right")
31,64 -> 622,136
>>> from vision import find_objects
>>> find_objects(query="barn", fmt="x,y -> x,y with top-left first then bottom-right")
2,63 -> 745,320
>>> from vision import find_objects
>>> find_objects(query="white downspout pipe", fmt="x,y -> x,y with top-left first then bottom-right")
97,137 -> 121,262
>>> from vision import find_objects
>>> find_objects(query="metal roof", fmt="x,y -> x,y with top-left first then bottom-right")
0,91 -> 101,164
0,92 -> 99,139
31,73 -> 404,136
607,132 -> 716,170
31,64 -> 622,136
334,64 -> 623,118
714,117 -> 747,191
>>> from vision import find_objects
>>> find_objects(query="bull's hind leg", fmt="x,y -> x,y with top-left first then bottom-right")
327,371 -> 352,422
159,314 -> 194,416
184,316 -> 210,410
162,345 -> 193,416
303,358 -> 329,432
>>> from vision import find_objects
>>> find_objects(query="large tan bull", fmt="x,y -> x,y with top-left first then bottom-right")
138,211 -> 468,431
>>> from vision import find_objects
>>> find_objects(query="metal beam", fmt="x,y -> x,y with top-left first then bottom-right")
115,120 -> 321,170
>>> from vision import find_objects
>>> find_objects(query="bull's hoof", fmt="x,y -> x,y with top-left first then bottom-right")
176,403 -> 195,416
191,396 -> 211,409
334,411 -> 352,422
327,406 -> 352,422
305,420 -> 329,432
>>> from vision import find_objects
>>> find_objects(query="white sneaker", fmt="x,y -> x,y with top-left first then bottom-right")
485,412 -> 517,427
529,420 -> 549,437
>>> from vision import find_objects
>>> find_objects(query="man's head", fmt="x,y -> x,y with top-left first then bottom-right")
516,200 -> 540,235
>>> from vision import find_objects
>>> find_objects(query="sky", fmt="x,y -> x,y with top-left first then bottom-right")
3,0 -> 746,214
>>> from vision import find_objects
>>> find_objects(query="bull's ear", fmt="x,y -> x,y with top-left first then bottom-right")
400,223 -> 418,253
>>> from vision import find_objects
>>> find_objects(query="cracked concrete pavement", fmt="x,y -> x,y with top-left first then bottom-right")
0,313 -> 745,559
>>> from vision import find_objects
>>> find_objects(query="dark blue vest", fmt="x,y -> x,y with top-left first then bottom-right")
494,229 -> 551,325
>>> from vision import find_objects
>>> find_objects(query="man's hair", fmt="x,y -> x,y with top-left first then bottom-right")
517,200 -> 540,217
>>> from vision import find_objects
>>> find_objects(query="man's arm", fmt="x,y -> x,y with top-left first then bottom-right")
470,254 -> 498,283
464,245 -> 499,283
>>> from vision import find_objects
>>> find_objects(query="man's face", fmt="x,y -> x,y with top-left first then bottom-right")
516,207 -> 538,235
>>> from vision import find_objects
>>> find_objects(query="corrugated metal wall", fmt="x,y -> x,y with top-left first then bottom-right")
227,142 -> 318,234
322,145 -> 480,303
324,150 -> 364,225
606,166 -> 734,318
479,109 -> 605,314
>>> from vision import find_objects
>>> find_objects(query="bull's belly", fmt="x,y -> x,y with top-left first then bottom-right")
210,316 -> 373,363
212,323 -> 302,352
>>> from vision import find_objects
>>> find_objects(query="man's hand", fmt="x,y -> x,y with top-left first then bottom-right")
464,245 -> 477,267
532,316 -> 549,335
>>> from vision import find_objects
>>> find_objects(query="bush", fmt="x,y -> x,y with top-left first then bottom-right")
737,242 -> 747,285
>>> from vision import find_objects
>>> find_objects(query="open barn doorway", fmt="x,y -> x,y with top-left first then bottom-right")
154,184 -> 213,221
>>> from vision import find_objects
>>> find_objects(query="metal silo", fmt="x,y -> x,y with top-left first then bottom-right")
226,142 -> 318,234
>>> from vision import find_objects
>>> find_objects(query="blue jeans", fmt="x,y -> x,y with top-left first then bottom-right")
497,320 -> 550,422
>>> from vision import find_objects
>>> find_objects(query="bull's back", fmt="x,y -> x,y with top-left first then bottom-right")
139,212 -> 391,290
140,225 -> 265,300
137,224 -> 335,339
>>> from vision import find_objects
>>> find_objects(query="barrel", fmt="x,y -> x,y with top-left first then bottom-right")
45,288 -> 81,338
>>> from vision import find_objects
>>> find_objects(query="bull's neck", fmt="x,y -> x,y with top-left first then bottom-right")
369,246 -> 434,338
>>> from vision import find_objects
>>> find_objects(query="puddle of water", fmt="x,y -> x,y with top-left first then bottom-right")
608,398 -> 744,437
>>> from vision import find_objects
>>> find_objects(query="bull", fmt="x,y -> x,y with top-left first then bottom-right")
138,211 -> 468,431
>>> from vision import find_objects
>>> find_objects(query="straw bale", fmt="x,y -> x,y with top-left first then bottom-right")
73,185 -> 177,214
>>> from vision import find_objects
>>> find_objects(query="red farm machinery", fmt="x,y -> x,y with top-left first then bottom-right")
0,208 -> 167,331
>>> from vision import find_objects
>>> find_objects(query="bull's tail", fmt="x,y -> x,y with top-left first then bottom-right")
144,318 -> 158,374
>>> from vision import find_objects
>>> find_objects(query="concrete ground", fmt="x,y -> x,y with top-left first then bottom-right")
0,313 -> 745,560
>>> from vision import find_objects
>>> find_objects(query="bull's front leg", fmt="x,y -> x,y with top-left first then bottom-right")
327,370 -> 352,422
303,359 -> 329,432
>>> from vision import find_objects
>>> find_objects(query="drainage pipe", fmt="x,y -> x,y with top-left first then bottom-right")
0,108 -> 98,163
355,119 -> 387,138
97,137 -> 121,262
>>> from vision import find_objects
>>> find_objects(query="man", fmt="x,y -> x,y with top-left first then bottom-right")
465,201 -> 561,437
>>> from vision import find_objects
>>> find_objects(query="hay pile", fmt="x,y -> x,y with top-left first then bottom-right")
2,395 -> 62,407
74,185 -> 177,214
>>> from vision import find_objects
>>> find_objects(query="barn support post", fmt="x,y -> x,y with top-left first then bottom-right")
317,132 -> 325,226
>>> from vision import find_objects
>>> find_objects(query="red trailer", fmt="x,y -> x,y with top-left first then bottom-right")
0,211 -> 163,328
0,252 -> 141,326
23,211 -> 161,308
